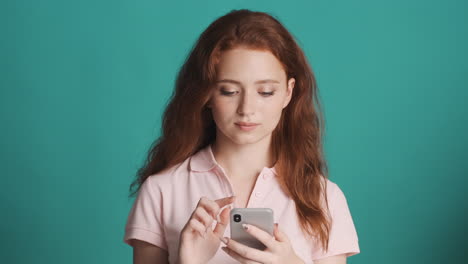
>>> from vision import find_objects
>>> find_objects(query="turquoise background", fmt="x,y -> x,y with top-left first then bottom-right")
1,0 -> 467,263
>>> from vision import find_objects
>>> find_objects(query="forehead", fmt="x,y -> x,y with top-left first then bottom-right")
216,48 -> 286,83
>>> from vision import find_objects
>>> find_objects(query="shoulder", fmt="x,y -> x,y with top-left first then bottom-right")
144,156 -> 192,190
324,178 -> 339,197
322,178 -> 354,215
322,178 -> 350,208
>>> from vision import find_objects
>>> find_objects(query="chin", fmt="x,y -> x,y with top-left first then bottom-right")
227,132 -> 271,145
223,135 -> 254,145
216,125 -> 272,145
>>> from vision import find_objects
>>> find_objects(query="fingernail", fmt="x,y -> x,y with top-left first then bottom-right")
275,223 -> 279,228
242,224 -> 249,230
219,236 -> 229,245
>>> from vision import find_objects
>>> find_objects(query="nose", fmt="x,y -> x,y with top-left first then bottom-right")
237,91 -> 256,116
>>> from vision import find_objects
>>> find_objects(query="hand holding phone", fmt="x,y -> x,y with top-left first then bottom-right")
230,208 -> 274,250
225,208 -> 304,263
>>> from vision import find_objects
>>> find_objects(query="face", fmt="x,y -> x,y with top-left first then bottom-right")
207,47 -> 295,145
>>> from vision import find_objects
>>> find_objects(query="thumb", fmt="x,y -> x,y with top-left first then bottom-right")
273,223 -> 289,243
213,206 -> 231,237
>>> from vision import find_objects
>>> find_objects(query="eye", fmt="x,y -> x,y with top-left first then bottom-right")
259,92 -> 274,97
220,90 -> 237,96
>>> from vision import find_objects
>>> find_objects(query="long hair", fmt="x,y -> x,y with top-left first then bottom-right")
129,9 -> 331,251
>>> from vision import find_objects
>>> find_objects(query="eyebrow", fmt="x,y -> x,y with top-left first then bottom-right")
215,79 -> 280,85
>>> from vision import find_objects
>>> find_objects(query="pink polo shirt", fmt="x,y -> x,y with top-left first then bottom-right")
123,144 -> 360,263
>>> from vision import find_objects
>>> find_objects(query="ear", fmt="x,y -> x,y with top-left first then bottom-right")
283,78 -> 295,109
205,96 -> 212,109
205,91 -> 214,109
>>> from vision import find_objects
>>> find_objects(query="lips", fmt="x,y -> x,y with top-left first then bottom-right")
235,122 -> 259,131
235,122 -> 259,126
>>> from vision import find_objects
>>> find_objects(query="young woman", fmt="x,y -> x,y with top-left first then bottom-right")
123,9 -> 360,264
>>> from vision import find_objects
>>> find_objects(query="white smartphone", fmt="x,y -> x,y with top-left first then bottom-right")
230,208 -> 274,250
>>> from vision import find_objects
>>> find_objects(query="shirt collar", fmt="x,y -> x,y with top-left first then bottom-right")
189,144 -> 278,176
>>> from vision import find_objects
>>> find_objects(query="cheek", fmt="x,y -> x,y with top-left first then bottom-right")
211,99 -> 236,120
261,100 -> 284,125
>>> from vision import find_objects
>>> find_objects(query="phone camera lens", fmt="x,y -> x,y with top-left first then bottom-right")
233,214 -> 242,222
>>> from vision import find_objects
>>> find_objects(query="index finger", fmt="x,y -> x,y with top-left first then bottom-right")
214,196 -> 235,208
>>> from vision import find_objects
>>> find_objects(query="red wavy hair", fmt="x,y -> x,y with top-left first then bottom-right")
129,9 -> 331,251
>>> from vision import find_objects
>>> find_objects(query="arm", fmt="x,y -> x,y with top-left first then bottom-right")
131,239 -> 169,264
314,254 -> 346,264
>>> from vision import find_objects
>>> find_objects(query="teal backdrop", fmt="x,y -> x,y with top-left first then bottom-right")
1,0 -> 467,263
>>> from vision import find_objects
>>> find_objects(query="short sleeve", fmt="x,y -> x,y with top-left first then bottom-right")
311,183 -> 360,260
123,176 -> 168,250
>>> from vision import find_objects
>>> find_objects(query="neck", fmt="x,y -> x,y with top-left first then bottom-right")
211,133 -> 275,181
